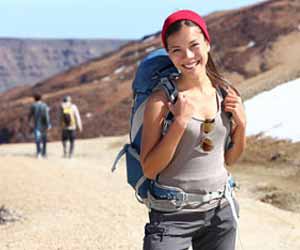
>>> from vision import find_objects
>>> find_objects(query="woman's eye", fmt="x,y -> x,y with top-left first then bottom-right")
171,49 -> 180,53
191,43 -> 200,48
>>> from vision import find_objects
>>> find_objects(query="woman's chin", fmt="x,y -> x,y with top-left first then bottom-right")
181,66 -> 204,78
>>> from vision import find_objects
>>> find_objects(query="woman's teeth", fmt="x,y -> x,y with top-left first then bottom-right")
183,61 -> 198,69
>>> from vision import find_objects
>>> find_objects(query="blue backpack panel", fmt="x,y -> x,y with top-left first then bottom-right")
112,48 -> 179,203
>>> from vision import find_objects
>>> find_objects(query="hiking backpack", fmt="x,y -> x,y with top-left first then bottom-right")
112,48 -> 233,206
62,105 -> 75,127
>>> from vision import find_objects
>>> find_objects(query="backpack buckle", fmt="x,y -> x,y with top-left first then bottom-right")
175,191 -> 187,202
158,77 -> 178,104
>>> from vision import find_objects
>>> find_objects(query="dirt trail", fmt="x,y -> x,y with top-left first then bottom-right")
0,136 -> 299,250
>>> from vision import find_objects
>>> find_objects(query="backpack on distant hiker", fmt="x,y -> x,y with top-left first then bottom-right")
112,48 -> 234,209
62,105 -> 75,127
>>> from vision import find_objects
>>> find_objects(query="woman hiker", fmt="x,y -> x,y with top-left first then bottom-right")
140,10 -> 247,250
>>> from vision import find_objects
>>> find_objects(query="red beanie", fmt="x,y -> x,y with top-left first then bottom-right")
161,10 -> 210,49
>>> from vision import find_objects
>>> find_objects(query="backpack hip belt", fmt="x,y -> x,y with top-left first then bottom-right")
147,175 -> 238,214
147,181 -> 225,212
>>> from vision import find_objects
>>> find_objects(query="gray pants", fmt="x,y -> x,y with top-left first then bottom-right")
143,200 -> 239,250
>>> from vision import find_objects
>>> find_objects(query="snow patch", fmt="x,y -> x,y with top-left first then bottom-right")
247,40 -> 256,48
114,66 -> 125,74
101,76 -> 111,82
145,46 -> 156,53
124,65 -> 134,73
85,113 -> 93,118
245,78 -> 300,142
143,36 -> 155,43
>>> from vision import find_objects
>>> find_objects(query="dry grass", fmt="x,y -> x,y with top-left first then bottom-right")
240,135 -> 300,167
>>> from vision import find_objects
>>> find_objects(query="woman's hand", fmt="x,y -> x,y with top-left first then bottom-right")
167,92 -> 194,127
223,87 -> 246,128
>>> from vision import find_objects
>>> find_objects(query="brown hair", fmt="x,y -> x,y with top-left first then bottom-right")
33,93 -> 42,101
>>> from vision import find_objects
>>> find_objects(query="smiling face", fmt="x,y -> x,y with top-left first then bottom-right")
166,24 -> 210,79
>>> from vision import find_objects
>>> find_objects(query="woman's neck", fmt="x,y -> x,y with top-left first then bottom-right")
177,72 -> 214,94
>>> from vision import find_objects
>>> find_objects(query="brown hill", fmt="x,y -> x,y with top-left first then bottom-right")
0,38 -> 130,92
1,0 -> 300,143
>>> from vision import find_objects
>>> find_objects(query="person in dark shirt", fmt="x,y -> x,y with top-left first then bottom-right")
28,93 -> 51,158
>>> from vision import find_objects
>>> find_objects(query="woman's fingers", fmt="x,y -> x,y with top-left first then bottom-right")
167,102 -> 174,114
168,92 -> 194,122
224,95 -> 242,105
224,102 -> 239,108
224,99 -> 241,106
224,106 -> 239,114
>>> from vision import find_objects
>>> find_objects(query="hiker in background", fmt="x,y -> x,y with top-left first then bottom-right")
60,96 -> 82,158
28,93 -> 51,158
141,10 -> 246,250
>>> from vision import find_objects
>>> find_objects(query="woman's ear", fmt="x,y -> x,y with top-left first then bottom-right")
206,41 -> 211,52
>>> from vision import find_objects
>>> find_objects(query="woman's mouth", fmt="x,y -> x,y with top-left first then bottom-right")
182,60 -> 200,70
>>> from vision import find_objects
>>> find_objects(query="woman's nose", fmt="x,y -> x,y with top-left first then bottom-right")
184,49 -> 194,59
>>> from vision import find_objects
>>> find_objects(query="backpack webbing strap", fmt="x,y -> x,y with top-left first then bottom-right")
153,76 -> 178,136
153,76 -> 178,104
111,144 -> 127,172
135,176 -> 148,203
225,178 -> 239,224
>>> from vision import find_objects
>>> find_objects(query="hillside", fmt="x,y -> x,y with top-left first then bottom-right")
0,38 -> 130,92
0,0 -> 300,143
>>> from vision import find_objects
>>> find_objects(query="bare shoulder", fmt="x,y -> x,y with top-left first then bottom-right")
145,89 -> 169,116
147,89 -> 168,107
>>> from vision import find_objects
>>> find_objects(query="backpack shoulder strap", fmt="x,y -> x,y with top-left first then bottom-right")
154,76 -> 178,136
216,85 -> 232,116
217,85 -> 235,151
155,76 -> 178,104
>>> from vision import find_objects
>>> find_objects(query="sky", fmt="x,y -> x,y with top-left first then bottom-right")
245,78 -> 300,142
0,0 -> 266,40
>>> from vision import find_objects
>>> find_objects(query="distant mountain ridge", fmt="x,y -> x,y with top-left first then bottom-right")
0,38 -> 130,92
0,0 -> 300,143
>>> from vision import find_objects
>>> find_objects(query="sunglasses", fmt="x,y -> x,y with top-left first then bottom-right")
200,119 -> 215,152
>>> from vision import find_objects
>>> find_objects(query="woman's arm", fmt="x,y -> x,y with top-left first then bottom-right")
223,87 -> 247,165
140,91 -> 193,179
225,122 -> 246,165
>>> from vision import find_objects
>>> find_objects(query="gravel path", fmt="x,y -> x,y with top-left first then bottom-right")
0,136 -> 299,250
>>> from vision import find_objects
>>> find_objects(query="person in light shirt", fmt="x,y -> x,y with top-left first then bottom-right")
60,95 -> 82,158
